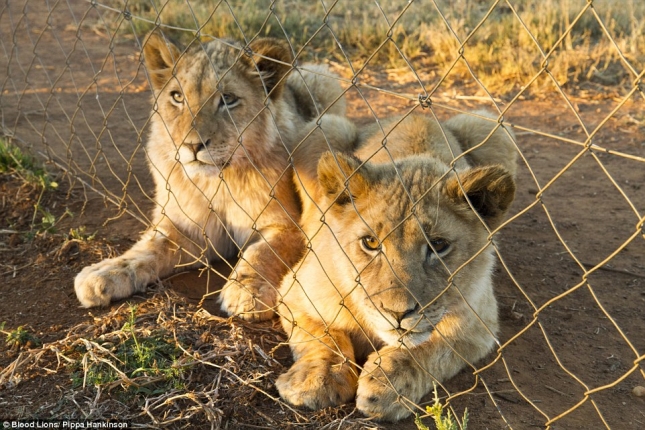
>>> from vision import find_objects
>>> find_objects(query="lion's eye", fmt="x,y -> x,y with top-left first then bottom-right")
427,238 -> 450,256
220,93 -> 240,108
170,90 -> 184,104
361,236 -> 381,252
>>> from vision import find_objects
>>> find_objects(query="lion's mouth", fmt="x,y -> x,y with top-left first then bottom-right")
190,149 -> 232,170
391,327 -> 429,337
386,311 -> 444,339
187,158 -> 230,170
384,328 -> 431,348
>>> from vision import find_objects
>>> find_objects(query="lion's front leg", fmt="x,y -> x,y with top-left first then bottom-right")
276,315 -> 358,409
357,311 -> 498,421
356,345 -> 429,421
74,224 -> 190,308
219,225 -> 304,321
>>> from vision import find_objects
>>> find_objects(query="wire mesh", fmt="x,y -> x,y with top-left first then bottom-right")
0,0 -> 643,428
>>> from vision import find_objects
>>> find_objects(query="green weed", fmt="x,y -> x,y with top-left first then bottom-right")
31,206 -> 73,235
73,305 -> 185,396
68,226 -> 97,241
2,323 -> 42,350
0,139 -> 57,190
0,139 -> 71,235
415,383 -> 468,430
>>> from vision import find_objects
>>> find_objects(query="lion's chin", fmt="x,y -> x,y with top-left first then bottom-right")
182,160 -> 227,178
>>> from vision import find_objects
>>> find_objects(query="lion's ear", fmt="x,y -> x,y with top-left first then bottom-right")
317,152 -> 368,206
444,165 -> 515,229
143,30 -> 183,90
240,38 -> 293,99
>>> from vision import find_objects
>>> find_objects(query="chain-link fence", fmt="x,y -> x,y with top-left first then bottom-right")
1,0 -> 644,428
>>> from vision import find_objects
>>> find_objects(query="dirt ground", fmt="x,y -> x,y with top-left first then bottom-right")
1,2 -> 644,429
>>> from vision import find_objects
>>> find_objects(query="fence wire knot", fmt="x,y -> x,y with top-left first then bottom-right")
418,94 -> 432,109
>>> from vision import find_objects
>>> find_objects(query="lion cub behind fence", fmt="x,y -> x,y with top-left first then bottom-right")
74,30 -> 349,320
277,112 -> 518,420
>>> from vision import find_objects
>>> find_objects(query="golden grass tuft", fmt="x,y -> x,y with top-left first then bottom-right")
100,0 -> 645,96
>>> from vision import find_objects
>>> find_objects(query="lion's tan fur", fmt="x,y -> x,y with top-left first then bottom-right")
276,112 -> 517,420
74,31 -> 347,320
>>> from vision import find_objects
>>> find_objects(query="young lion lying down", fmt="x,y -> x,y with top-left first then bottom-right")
276,112 -> 517,420
74,30 -> 347,320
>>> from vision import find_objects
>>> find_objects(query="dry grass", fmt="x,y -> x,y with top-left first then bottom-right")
97,0 -> 645,95
0,290 -> 382,428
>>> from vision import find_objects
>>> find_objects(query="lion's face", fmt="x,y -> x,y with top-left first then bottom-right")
316,152 -> 515,347
143,32 -> 293,179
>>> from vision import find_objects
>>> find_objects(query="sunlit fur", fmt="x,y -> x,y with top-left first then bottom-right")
276,112 -> 517,420
74,30 -> 348,321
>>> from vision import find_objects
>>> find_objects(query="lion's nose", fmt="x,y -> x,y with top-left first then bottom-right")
380,302 -> 420,324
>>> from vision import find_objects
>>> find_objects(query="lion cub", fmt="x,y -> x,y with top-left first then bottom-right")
74,30 -> 347,320
276,112 -> 517,420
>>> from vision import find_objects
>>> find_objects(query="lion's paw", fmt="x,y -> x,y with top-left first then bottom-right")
74,258 -> 142,308
219,278 -> 277,321
276,358 -> 357,409
356,347 -> 425,421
